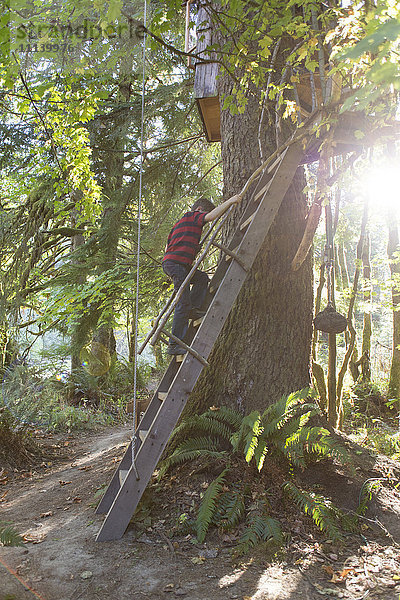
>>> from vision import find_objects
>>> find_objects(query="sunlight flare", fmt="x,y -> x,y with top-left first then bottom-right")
365,164 -> 400,212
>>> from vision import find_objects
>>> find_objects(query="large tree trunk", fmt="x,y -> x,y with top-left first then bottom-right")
190,45 -> 313,413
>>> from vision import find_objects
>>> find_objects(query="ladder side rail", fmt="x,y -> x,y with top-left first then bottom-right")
96,141 -> 304,542
97,309 -> 207,515
190,144 -> 302,358
96,357 -> 182,514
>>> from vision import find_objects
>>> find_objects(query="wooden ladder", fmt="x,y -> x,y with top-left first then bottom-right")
95,139 -> 305,541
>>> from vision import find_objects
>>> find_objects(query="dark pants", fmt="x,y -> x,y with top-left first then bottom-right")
162,260 -> 209,349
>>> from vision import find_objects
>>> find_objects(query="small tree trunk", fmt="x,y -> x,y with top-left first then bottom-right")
312,262 -> 327,410
338,242 -> 350,290
325,199 -> 337,426
336,201 -> 368,427
361,227 -> 372,382
387,206 -> 400,399
334,245 -> 342,292
70,197 -> 87,374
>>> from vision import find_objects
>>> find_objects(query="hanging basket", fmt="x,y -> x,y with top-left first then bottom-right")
313,303 -> 347,334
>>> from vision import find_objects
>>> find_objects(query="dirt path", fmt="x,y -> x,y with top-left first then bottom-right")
1,426 -> 400,600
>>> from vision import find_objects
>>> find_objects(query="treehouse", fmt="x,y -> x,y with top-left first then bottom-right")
191,3 -> 221,142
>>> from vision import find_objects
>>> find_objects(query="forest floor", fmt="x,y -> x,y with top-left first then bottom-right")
1,423 -> 400,600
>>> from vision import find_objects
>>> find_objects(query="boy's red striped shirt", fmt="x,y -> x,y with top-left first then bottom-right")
162,211 -> 207,265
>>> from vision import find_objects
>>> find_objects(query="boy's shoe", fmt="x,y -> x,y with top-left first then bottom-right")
166,346 -> 186,356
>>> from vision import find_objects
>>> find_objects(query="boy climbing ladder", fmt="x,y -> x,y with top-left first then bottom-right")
162,194 -> 241,354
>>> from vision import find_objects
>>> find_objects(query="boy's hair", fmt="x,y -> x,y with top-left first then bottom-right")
191,197 -> 216,213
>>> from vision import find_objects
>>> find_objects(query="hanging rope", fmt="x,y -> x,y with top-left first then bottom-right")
131,0 -> 147,469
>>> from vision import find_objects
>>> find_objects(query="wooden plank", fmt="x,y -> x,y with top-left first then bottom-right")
96,140 -> 304,542
138,430 -> 148,442
254,179 -> 272,203
267,153 -> 285,174
225,245 -> 240,262
119,470 -> 129,486
196,97 -> 221,142
240,213 -> 255,231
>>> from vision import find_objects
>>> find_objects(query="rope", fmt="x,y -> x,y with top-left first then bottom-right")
131,0 -> 147,469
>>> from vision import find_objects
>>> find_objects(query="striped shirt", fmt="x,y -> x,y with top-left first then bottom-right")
162,211 -> 207,266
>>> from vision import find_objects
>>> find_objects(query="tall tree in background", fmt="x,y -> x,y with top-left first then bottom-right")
387,205 -> 400,399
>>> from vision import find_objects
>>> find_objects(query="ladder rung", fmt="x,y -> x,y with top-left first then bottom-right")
158,392 -> 167,401
267,153 -> 284,174
161,328 -> 209,367
119,469 -> 129,485
225,245 -> 240,262
240,213 -> 255,231
138,429 -> 148,442
254,179 -> 272,203
212,241 -> 247,272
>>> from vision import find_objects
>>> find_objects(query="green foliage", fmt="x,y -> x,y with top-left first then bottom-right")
0,522 -> 23,547
158,437 -> 226,478
283,481 -> 345,541
213,489 -> 245,532
161,390 -> 350,551
235,509 -> 283,556
336,5 -> 400,114
196,468 -> 228,543
357,478 -> 382,516
1,363 -> 115,431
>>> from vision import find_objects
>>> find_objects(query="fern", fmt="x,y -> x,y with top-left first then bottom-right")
0,522 -> 23,547
212,489 -> 245,530
231,410 -> 258,452
159,437 -> 226,477
235,510 -> 282,556
284,481 -> 344,541
282,426 -> 344,467
253,436 -> 269,471
210,406 -> 243,429
196,469 -> 228,542
243,413 -> 264,463
167,409 -> 240,447
357,478 -> 382,516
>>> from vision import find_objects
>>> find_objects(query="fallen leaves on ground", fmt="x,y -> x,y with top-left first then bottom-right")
322,565 -> 355,583
23,532 -> 47,544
